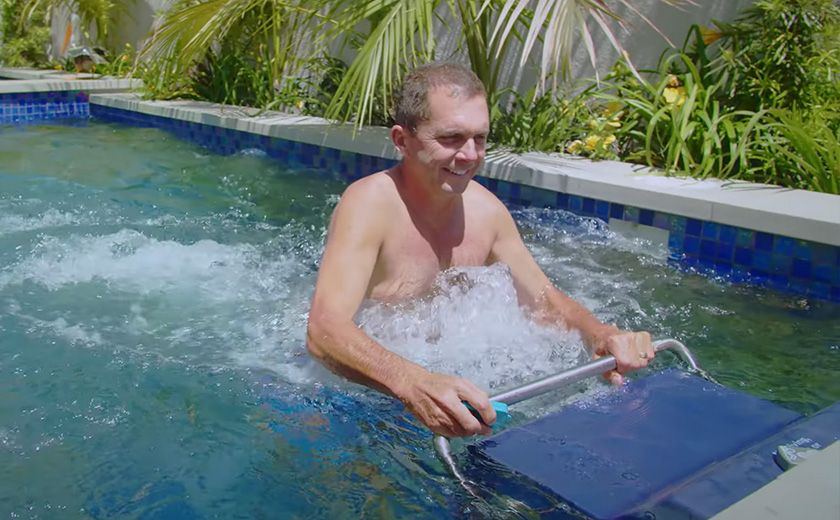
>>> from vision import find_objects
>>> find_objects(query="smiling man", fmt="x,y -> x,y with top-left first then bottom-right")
306,63 -> 654,438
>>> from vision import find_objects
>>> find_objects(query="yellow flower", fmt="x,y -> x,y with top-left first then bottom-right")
588,119 -> 599,130
584,135 -> 601,151
699,26 -> 723,45
607,120 -> 621,128
666,74 -> 681,88
663,86 -> 687,106
604,134 -> 616,146
567,140 -> 584,154
605,101 -> 623,116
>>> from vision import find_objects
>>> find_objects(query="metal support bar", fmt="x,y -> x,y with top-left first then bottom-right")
434,338 -> 702,488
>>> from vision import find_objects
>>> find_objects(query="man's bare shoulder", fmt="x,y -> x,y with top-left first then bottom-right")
339,170 -> 400,208
465,179 -> 510,219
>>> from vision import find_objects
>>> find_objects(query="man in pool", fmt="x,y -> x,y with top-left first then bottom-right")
306,63 -> 655,438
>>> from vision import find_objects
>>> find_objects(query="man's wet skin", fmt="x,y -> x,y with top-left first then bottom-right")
307,64 -> 655,438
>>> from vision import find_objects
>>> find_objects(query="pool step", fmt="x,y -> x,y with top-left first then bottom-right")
470,369 -> 840,519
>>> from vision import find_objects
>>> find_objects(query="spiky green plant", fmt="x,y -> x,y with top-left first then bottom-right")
20,0 -> 125,47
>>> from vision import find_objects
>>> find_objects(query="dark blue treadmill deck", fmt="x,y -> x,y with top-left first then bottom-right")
471,369 -> 840,519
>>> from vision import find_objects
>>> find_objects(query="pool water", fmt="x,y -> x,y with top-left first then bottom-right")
1,120 -> 838,518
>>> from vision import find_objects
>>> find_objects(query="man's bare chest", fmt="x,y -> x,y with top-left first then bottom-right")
367,222 -> 495,301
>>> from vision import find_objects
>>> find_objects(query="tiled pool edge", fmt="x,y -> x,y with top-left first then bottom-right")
89,96 -> 840,303
3,88 -> 838,302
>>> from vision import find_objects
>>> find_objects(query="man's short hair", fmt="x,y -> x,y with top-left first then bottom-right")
393,62 -> 486,133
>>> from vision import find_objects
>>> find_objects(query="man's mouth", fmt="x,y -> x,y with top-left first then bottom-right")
444,167 -> 469,177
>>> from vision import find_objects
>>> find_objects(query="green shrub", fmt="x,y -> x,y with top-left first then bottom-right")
708,0 -> 840,112
0,0 -> 51,67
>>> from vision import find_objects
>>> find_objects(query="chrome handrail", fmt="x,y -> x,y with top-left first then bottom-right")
434,338 -> 703,490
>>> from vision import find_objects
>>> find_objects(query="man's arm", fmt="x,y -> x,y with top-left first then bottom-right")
306,178 -> 496,437
487,200 -> 654,384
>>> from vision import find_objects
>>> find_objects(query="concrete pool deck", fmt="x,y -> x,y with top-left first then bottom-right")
0,67 -> 140,94
87,92 -> 840,249
712,441 -> 840,520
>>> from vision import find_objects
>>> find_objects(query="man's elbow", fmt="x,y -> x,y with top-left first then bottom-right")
305,311 -> 339,362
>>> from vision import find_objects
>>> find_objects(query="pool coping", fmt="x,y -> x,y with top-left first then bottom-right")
88,92 -> 840,247
0,68 -> 141,94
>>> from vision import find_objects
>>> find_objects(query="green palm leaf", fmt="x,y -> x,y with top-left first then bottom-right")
324,0 -> 439,126
487,0 -> 685,92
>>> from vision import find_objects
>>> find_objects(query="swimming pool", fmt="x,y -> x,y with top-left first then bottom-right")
1,120 -> 838,518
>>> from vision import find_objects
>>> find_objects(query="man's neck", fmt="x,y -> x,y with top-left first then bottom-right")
393,163 -> 463,229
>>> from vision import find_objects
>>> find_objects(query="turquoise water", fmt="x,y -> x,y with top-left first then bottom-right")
1,121 -> 838,518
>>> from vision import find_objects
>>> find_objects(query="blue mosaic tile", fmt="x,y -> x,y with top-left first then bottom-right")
0,91 -> 89,124
699,239 -> 716,259
669,215 -> 686,234
752,250 -> 772,272
624,206 -> 640,223
555,192 -> 569,209
774,236 -> 795,256
581,197 -> 595,216
639,209 -> 654,226
735,229 -> 753,248
685,218 -> 702,237
609,203 -> 624,220
716,243 -> 733,261
595,200 -> 610,221
718,225 -> 737,245
569,195 -> 583,212
701,221 -> 720,240
771,254 -> 792,275
652,213 -> 670,230
734,247 -> 753,266
668,233 -> 684,251
683,236 -> 700,255
813,265 -> 833,283
792,259 -> 812,279
755,232 -> 774,252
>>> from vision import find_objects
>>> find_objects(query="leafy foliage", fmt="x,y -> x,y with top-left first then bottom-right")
709,0 -> 840,113
20,0 -> 125,47
0,0 -> 51,67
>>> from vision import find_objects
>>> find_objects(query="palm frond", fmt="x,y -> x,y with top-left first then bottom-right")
325,0 -> 439,127
487,0 -> 687,93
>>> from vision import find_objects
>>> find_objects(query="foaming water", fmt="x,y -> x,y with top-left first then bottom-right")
2,121 -> 838,519
357,264 -> 586,392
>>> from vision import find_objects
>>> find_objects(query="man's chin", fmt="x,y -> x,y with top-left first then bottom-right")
438,172 -> 473,194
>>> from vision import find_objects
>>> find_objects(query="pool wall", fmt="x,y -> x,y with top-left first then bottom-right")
2,83 -> 839,302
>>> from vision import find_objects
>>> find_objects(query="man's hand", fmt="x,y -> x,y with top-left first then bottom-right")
397,370 -> 496,438
592,328 -> 654,385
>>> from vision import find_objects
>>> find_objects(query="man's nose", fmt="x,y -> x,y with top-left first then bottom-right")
456,138 -> 480,162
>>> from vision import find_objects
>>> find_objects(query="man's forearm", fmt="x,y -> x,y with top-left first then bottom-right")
537,286 -> 617,352
306,316 -> 425,399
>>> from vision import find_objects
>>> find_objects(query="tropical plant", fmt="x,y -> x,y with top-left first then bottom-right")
0,0 -> 51,67
489,84 -> 629,160
597,55 -> 766,179
750,110 -> 840,194
702,0 -> 840,113
139,0 -> 682,126
19,0 -> 125,49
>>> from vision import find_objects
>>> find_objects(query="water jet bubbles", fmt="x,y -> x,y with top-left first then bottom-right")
357,265 -> 585,393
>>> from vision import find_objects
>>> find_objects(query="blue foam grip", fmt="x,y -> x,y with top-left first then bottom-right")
463,400 -> 510,429
470,369 -> 804,519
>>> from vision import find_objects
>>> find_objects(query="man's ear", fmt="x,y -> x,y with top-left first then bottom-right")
390,124 -> 409,156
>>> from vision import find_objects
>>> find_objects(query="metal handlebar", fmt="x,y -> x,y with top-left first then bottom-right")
433,339 -> 703,490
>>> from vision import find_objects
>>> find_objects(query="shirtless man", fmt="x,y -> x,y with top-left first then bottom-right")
307,63 -> 654,438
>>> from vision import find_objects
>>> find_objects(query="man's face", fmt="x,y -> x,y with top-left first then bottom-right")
396,85 -> 490,195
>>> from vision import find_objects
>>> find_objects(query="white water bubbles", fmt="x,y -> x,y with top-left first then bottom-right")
356,263 -> 588,394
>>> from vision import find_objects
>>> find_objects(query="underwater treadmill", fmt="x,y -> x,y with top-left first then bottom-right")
435,340 -> 840,519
